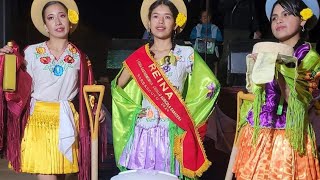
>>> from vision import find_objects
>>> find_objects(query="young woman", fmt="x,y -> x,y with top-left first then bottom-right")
0,0 -> 106,179
111,0 -> 220,179
233,0 -> 320,179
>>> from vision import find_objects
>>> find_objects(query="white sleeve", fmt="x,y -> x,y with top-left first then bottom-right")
185,48 -> 194,74
24,47 -> 34,91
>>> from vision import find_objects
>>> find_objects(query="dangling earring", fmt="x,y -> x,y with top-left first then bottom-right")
171,30 -> 177,50
148,29 -> 153,43
173,29 -> 177,37
302,25 -> 305,32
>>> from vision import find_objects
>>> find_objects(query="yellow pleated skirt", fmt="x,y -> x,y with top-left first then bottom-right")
233,125 -> 320,180
19,101 -> 79,174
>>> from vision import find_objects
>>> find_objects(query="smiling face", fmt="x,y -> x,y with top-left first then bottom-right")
43,3 -> 70,39
271,3 -> 305,46
149,4 -> 175,40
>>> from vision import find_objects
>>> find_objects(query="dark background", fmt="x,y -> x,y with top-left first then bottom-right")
1,0 -> 320,78
1,0 -> 211,78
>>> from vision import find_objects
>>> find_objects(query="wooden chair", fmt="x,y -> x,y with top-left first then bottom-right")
225,91 -> 254,180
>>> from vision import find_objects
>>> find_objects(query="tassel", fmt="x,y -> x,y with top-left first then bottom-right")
285,88 -> 306,154
78,133 -> 91,180
1,42 -> 32,171
0,54 -> 6,150
6,112 -> 21,171
307,124 -> 318,157
252,84 -> 264,144
5,98 -> 30,171
0,91 -> 4,150
99,120 -> 108,162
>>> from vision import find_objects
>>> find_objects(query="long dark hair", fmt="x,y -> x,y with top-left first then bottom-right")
42,1 -> 68,23
148,0 -> 179,52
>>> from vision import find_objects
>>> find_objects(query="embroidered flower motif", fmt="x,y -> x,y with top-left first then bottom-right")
304,71 -> 312,80
40,57 -> 51,64
175,55 -> 182,61
176,48 -> 182,55
206,83 -> 215,99
189,53 -> 194,61
306,70 -> 320,93
68,9 -> 79,24
36,47 -> 46,54
64,55 -> 75,63
68,44 -> 77,54
162,64 -> 171,73
53,65 -> 64,76
176,12 -> 187,27
138,108 -> 147,118
300,8 -> 313,21
146,109 -> 154,119
308,81 -> 318,92
38,42 -> 79,76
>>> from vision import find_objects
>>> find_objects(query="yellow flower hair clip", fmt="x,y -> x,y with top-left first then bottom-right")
300,8 -> 313,21
176,12 -> 187,28
68,9 -> 79,24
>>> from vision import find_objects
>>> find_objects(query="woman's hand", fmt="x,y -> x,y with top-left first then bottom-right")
248,53 -> 258,61
0,45 -> 13,55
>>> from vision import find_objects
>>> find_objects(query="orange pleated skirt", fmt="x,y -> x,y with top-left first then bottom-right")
233,125 -> 320,180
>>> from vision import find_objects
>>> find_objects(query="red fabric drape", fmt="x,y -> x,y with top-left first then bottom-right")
0,42 -> 32,171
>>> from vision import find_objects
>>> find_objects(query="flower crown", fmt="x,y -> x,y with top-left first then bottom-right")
68,9 -> 79,24
175,12 -> 187,28
300,8 -> 313,21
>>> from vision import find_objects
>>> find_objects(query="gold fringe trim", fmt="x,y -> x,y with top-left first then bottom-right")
174,128 -> 212,178
183,158 -> 211,178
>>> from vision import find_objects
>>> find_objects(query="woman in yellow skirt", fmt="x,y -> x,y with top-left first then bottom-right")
232,0 -> 320,179
0,0 -> 106,179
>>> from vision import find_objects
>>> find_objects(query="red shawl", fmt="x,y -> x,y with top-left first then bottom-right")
0,42 -> 32,169
76,45 -> 108,180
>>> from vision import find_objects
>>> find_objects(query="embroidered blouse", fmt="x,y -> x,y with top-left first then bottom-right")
24,42 -> 80,102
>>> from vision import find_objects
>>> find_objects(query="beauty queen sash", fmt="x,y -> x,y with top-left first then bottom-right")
124,45 -> 210,178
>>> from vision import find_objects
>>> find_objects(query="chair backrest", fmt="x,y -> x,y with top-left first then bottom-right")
234,91 -> 255,144
225,91 -> 255,180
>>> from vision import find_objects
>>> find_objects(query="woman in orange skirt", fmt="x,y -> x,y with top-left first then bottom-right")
233,0 -> 320,179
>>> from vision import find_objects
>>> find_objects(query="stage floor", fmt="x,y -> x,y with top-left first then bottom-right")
1,140 -> 231,180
